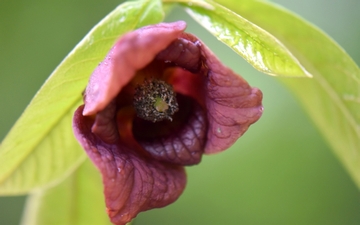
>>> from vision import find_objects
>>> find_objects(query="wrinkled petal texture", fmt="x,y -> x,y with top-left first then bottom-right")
73,21 -> 263,225
73,106 -> 186,225
201,43 -> 263,153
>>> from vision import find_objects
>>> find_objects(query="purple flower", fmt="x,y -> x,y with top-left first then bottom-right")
73,21 -> 263,225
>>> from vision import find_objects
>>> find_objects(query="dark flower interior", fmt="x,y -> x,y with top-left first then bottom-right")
111,44 -> 209,166
73,21 -> 263,225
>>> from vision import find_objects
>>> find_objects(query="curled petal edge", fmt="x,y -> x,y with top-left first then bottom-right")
83,21 -> 187,116
73,106 -> 186,225
73,21 -> 263,225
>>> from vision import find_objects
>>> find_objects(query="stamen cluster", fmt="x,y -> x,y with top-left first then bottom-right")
133,79 -> 179,122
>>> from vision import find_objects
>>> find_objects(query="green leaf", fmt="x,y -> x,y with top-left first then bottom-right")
21,159 -> 114,225
0,0 -> 164,195
164,0 -> 311,77
216,0 -> 360,188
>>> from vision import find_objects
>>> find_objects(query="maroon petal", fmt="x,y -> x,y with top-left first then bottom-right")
83,21 -> 187,116
135,100 -> 207,165
201,44 -> 263,153
156,37 -> 202,73
155,32 -> 263,154
73,21 -> 263,225
73,106 -> 186,225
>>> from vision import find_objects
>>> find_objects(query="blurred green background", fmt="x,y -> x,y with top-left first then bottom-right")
1,0 -> 360,224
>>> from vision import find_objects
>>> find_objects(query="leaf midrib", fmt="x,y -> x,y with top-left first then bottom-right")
314,69 -> 360,141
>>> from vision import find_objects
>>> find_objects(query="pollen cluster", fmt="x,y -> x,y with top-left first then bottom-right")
133,79 -> 179,122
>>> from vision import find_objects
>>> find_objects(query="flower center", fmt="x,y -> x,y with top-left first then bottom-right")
133,79 -> 179,123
